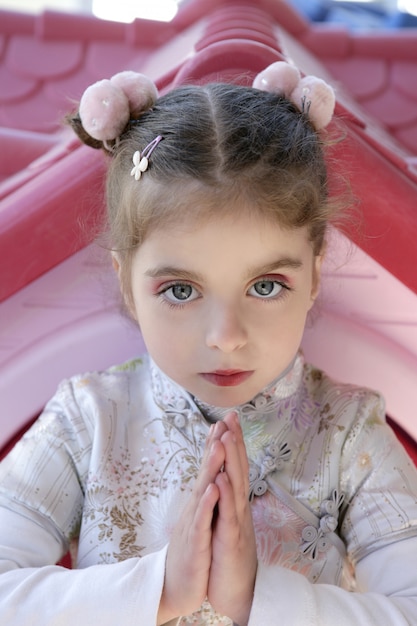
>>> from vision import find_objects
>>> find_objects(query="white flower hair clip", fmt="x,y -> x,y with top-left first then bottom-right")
130,135 -> 164,181
253,61 -> 335,130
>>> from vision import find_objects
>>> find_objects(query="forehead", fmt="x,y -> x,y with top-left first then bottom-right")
138,177 -> 276,235
135,210 -> 314,272
142,179 -> 303,236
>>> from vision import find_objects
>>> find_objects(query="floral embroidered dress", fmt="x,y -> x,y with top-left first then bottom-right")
0,352 -> 416,625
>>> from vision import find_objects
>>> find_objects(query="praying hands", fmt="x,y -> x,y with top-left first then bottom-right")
158,413 -> 257,626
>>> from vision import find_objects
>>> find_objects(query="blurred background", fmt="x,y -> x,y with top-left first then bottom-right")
0,0 -> 416,27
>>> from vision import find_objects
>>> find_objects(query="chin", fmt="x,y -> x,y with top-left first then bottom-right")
194,385 -> 260,408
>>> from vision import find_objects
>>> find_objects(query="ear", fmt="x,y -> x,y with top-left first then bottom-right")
111,251 -> 121,277
310,252 -> 324,305
111,252 -> 137,321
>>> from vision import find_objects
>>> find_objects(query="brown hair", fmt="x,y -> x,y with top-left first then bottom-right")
69,81 -> 340,305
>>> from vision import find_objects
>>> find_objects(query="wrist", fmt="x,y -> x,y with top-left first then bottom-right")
231,603 -> 251,626
157,586 -> 180,625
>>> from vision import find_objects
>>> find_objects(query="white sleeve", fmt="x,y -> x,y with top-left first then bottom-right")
248,536 -> 417,625
0,505 -> 168,625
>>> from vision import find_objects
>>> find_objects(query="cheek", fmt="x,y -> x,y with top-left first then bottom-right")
137,321 -> 172,366
268,293 -> 312,337
133,303 -> 185,354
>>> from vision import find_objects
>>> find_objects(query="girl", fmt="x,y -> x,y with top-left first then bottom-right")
0,62 -> 416,626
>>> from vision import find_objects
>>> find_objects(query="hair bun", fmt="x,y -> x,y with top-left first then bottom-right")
253,61 -> 301,96
78,71 -> 159,143
79,79 -> 130,142
253,61 -> 335,130
110,71 -> 158,119
291,75 -> 335,131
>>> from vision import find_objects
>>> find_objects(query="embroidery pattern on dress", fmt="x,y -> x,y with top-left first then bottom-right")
83,451 -> 148,563
148,359 -> 209,482
278,382 -> 320,432
252,491 -> 318,576
179,599 -> 233,626
300,489 -> 345,559
317,402 -> 346,435
249,438 -> 292,500
80,364 -> 209,565
82,406 -> 207,565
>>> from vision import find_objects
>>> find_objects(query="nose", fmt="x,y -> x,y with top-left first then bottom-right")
205,303 -> 248,353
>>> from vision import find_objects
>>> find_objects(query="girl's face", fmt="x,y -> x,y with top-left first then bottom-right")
126,211 -> 322,407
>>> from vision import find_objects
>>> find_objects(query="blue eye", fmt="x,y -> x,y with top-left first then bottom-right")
248,280 -> 284,299
162,283 -> 199,304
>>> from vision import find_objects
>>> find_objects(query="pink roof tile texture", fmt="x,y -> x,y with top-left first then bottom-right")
1,2 -> 416,152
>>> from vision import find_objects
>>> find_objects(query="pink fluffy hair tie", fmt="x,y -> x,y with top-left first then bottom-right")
78,71 -> 158,143
253,61 -> 335,130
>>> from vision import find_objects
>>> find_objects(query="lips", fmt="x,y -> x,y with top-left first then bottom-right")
200,369 -> 254,387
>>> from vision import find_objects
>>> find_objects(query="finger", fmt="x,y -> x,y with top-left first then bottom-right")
193,437 -> 226,503
193,482 -> 220,538
221,416 -> 250,501
223,412 -> 250,479
220,433 -> 249,516
214,471 -> 238,530
199,419 -> 228,473
200,420 -> 227,468
212,419 -> 228,441
176,483 -> 218,566
163,482 -> 220,620
222,411 -> 239,432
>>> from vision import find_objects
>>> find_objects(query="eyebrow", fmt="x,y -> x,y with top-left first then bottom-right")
145,257 -> 303,281
245,257 -> 304,278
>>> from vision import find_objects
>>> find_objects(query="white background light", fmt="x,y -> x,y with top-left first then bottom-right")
398,0 -> 417,16
92,0 -> 179,23
0,0 -> 181,21
0,0 -> 414,21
